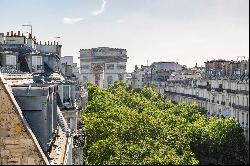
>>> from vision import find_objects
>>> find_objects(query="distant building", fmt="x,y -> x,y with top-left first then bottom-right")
152,62 -> 183,71
131,65 -> 148,89
131,62 -> 185,89
125,73 -> 132,87
160,59 -> 249,143
169,66 -> 204,81
132,59 -> 249,143
147,62 -> 184,83
61,56 -> 75,79
79,47 -> 129,88
204,58 -> 249,80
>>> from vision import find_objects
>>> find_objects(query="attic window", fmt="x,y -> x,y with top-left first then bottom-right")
32,56 -> 43,71
6,54 -> 16,66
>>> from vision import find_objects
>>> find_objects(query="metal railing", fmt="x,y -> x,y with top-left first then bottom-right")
0,66 -> 26,74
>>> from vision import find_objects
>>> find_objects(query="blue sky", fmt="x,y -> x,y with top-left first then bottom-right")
0,0 -> 249,72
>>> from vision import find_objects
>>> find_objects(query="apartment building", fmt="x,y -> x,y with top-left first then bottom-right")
161,59 -> 249,142
0,31 -> 86,165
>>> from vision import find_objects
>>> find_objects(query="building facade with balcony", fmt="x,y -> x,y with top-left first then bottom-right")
160,59 -> 249,142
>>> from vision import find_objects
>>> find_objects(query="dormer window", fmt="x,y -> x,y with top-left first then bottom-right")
5,54 -> 16,68
32,56 -> 43,72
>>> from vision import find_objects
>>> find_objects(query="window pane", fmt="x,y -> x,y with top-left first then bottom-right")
63,86 -> 70,103
37,56 -> 42,65
12,56 -> 16,65
6,55 -> 11,65
32,56 -> 37,66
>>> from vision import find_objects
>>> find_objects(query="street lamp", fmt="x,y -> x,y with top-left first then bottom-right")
22,24 -> 32,37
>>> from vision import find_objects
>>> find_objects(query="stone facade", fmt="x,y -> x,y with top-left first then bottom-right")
79,47 -> 128,88
162,78 -> 249,142
0,75 -> 48,165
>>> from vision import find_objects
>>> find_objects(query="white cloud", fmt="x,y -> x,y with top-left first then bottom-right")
91,0 -> 107,16
61,17 -> 85,24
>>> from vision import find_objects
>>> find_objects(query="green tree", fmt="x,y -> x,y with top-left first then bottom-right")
82,82 -> 248,165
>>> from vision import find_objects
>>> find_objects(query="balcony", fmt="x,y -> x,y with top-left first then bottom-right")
198,85 -> 207,89
225,89 -> 236,94
195,96 -> 207,101
214,88 -> 223,92
0,66 -> 24,74
232,104 -> 249,111
235,89 -> 249,95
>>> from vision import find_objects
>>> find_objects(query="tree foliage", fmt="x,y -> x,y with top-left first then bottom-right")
82,81 -> 248,165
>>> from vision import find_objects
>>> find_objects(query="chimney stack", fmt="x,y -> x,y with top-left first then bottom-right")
48,41 -> 49,45
7,32 -> 9,36
22,33 -> 24,36
14,33 -> 16,37
29,33 -> 32,39
45,42 -> 47,45
51,42 -> 52,45
40,41 -> 41,45
18,31 -> 20,36
11,31 -> 13,36
54,41 -> 56,45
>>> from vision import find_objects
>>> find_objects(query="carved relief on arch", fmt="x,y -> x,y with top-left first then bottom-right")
91,63 -> 104,72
